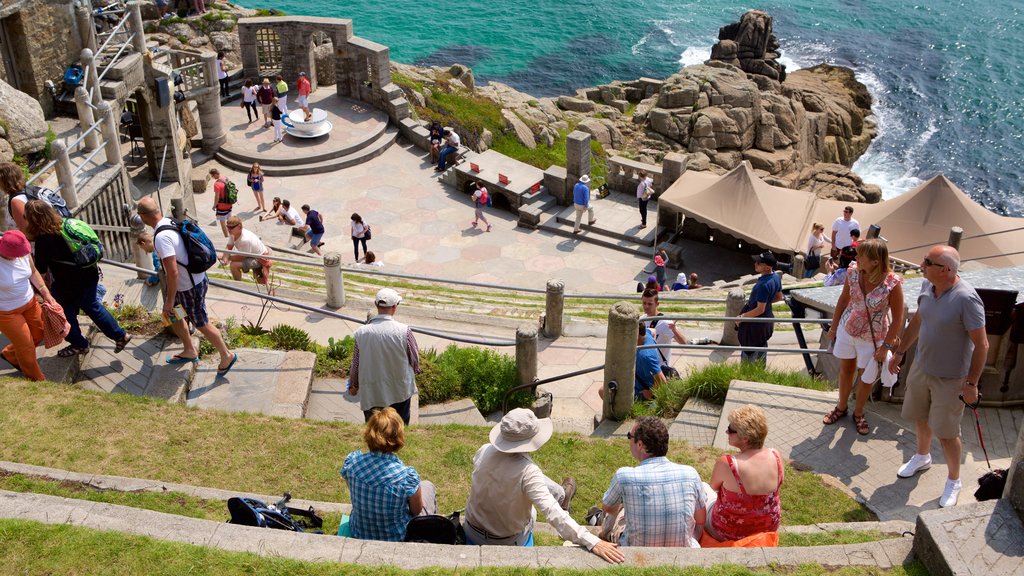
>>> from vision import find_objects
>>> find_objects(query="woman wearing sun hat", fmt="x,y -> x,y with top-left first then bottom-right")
463,408 -> 625,563
0,229 -> 58,381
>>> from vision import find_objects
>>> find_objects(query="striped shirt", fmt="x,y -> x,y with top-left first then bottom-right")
602,456 -> 706,547
341,450 -> 420,541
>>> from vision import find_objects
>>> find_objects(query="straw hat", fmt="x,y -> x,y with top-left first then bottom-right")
489,408 -> 553,453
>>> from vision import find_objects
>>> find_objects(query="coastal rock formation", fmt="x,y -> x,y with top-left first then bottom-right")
0,79 -> 48,155
710,10 -> 786,82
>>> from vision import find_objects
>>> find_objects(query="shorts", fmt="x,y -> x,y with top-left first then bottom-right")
296,95 -> 309,107
901,361 -> 965,439
173,278 -> 209,328
215,210 -> 231,222
306,231 -> 324,246
833,328 -> 878,366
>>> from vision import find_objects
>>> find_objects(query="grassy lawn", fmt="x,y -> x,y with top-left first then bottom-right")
0,378 -> 872,527
0,520 -> 924,576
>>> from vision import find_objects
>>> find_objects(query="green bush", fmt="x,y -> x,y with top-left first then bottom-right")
41,127 -> 57,160
415,345 -> 528,414
313,336 -> 354,377
653,362 -> 828,416
268,324 -> 311,352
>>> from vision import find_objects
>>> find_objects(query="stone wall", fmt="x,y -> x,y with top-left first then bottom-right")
0,0 -> 83,116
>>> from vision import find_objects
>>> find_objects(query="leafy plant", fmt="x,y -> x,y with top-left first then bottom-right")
313,336 -> 355,377
41,127 -> 57,160
418,345 -> 527,414
652,362 -> 827,416
268,324 -> 312,351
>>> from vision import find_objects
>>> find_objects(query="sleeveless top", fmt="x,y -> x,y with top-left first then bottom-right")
842,267 -> 902,341
710,448 -> 783,542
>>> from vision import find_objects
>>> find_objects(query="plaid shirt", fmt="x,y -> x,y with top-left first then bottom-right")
341,450 -> 420,541
603,456 -> 706,547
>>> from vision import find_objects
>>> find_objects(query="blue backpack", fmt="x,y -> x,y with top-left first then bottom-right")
155,219 -> 217,276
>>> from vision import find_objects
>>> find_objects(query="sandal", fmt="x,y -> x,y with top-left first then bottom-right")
57,345 -> 89,358
114,335 -> 132,353
822,406 -> 848,425
853,412 -> 870,435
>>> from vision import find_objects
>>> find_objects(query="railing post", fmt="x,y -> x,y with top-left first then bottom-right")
721,288 -> 745,346
324,253 -> 345,308
81,48 -> 102,107
793,253 -> 805,279
97,101 -> 122,166
196,51 -> 227,153
52,141 -> 78,210
544,279 -> 564,339
74,87 -> 101,152
603,301 -> 640,421
75,5 -> 98,53
516,325 -> 538,392
126,2 -> 148,56
948,226 -> 963,250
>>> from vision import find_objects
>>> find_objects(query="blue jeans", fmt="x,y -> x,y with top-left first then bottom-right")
56,281 -> 126,349
438,145 -> 457,170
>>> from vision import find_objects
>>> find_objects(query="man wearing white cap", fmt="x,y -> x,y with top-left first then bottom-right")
572,175 -> 596,234
464,408 -> 624,563
349,288 -> 421,424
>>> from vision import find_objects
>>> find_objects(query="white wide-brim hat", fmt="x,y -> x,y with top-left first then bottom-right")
489,408 -> 553,453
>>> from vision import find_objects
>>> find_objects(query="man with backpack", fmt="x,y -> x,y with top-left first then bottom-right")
470,181 -> 491,232
210,168 -> 237,238
136,197 -> 237,377
641,288 -> 687,379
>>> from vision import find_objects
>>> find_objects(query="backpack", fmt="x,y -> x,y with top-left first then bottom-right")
9,185 -> 72,219
155,219 -> 217,276
404,511 -> 466,545
477,188 -> 489,206
60,218 -> 104,267
222,180 -> 238,205
227,496 -> 323,533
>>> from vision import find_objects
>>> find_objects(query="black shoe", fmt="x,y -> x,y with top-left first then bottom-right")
559,477 -> 577,513
317,242 -> 325,247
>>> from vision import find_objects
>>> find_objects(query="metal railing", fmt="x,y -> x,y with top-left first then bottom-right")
25,116 -> 110,193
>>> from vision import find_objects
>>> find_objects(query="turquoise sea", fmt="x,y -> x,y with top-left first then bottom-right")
239,0 -> 1024,215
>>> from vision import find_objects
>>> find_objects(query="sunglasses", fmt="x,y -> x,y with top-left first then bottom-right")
626,431 -> 635,441
726,426 -> 737,434
227,224 -> 239,230
922,258 -> 943,269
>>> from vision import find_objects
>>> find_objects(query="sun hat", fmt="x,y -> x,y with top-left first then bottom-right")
0,230 -> 31,258
579,175 -> 591,184
489,408 -> 553,453
375,288 -> 402,307
752,250 -> 777,268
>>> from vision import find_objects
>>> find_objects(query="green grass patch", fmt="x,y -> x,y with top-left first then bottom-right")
653,363 -> 830,416
0,519 -> 925,575
778,530 -> 887,547
0,378 -> 873,527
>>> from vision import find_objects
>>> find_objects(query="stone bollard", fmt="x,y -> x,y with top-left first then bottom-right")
544,279 -> 564,339
74,6 -> 97,53
74,87 -> 100,151
81,48 -> 101,107
1005,418 -> 1024,513
126,2 -> 148,56
51,141 -> 78,210
793,253 -> 805,279
603,301 -> 640,421
516,325 -> 539,390
324,253 -> 345,308
98,101 -> 122,166
948,226 -> 963,250
721,288 -> 745,346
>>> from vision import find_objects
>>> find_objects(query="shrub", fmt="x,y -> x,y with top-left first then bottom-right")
653,362 -> 827,416
268,324 -> 311,351
313,336 -> 354,377
41,127 -> 57,160
415,345 -> 528,413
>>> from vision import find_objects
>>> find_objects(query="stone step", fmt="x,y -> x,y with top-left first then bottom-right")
216,119 -> 390,167
75,333 -> 200,405
0,334 -> 83,385
186,348 -> 315,418
537,214 -> 663,258
554,212 -> 659,247
214,126 -> 398,177
914,499 -> 1024,575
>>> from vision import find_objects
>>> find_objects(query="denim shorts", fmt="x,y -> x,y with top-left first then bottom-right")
306,231 -> 324,246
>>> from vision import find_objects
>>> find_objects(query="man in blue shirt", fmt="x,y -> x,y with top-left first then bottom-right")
572,175 -> 596,234
635,322 -> 666,399
735,251 -> 783,365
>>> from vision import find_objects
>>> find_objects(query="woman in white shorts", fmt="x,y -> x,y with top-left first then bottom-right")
822,239 -> 904,435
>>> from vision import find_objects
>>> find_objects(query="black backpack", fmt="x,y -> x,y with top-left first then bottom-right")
227,496 -> 323,533
404,511 -> 465,545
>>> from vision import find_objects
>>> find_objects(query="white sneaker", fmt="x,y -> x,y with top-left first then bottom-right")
939,479 -> 962,507
897,453 -> 932,478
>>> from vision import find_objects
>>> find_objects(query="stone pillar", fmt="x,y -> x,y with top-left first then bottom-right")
81,49 -> 101,107
661,152 -> 687,190
1005,420 -> 1024,518
146,86 -> 188,183
75,6 -> 98,53
948,226 -> 963,250
324,253 -> 344,308
196,53 -> 227,153
74,87 -> 100,152
565,130 -> 591,198
516,325 -> 539,390
793,253 -> 805,279
52,141 -> 78,210
97,101 -> 122,166
544,279 -> 565,339
603,302 -> 640,421
126,2 -> 148,57
722,288 -> 745,346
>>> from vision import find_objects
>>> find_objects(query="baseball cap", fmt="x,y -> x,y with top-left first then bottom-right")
375,288 -> 402,307
752,250 -> 777,268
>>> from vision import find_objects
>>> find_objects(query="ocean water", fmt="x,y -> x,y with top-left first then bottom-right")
239,0 -> 1024,215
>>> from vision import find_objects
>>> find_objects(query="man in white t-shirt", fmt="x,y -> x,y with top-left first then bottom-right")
275,198 -> 301,226
831,205 -> 860,256
219,216 -> 272,285
641,288 -> 687,375
137,198 -> 236,376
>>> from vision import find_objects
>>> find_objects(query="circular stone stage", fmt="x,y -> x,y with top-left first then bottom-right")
215,91 -> 397,176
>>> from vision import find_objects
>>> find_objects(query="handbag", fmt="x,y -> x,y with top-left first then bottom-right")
41,300 -> 71,349
363,224 -> 371,241
806,253 -> 820,270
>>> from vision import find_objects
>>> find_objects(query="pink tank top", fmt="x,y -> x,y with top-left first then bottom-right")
710,449 -> 783,541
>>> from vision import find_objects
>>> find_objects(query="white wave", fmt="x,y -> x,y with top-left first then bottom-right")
678,46 -> 711,67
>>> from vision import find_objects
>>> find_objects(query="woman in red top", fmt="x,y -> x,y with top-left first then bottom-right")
705,405 -> 784,542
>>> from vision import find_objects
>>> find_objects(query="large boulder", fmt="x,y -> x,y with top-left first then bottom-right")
788,163 -> 883,203
577,118 -> 623,148
0,79 -> 47,155
502,110 -> 536,149
710,10 -> 786,82
556,96 -> 595,113
785,64 -> 875,166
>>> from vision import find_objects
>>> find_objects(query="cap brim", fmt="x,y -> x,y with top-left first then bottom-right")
489,417 -> 553,453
